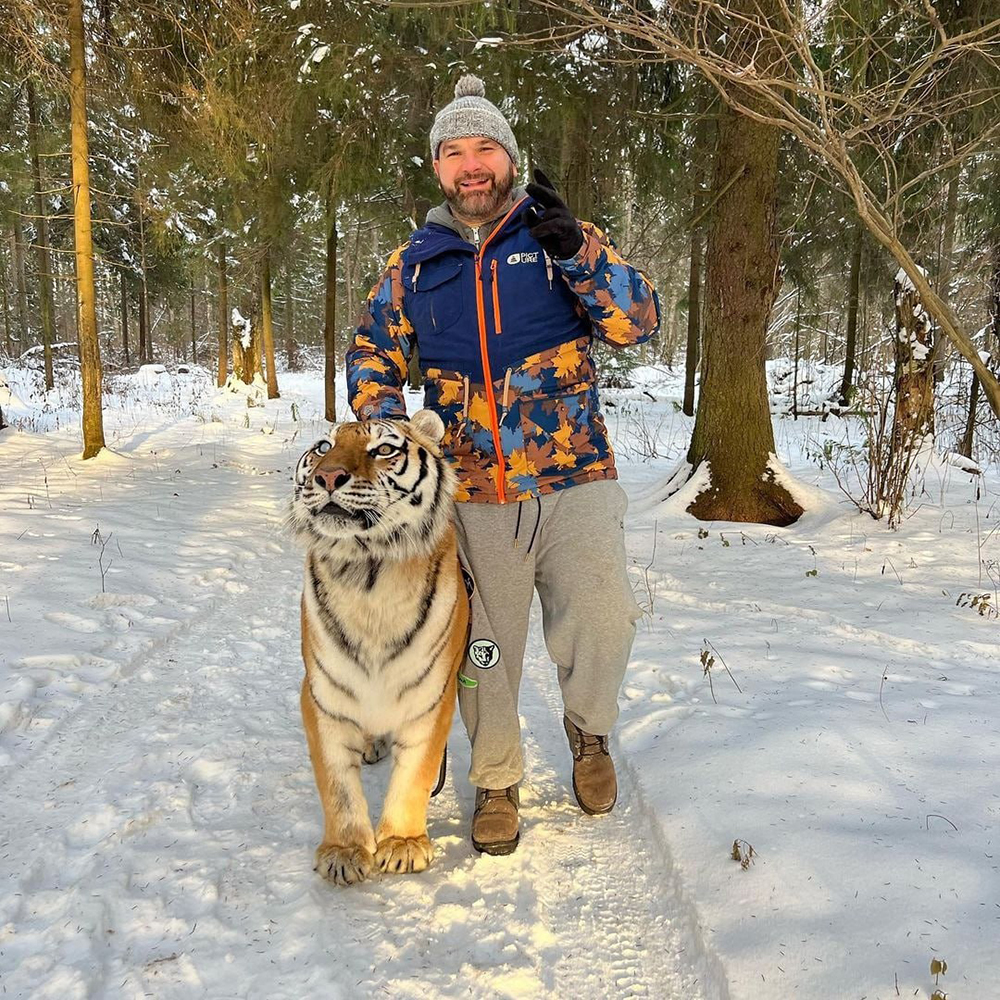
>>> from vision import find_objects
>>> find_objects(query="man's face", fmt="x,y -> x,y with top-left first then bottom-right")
433,136 -> 517,225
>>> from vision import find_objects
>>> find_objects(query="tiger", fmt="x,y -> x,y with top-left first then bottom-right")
287,409 -> 470,884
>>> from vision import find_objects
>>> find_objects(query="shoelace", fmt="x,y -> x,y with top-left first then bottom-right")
479,787 -> 516,806
574,732 -> 608,760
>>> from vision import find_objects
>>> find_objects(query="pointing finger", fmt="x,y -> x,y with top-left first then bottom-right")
532,167 -> 557,192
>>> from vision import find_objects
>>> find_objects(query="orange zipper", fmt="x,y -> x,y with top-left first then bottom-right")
491,259 -> 502,335
474,196 -> 526,504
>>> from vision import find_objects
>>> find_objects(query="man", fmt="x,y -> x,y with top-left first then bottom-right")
347,75 -> 660,856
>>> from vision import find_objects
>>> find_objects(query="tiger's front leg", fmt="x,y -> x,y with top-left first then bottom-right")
375,690 -> 456,874
300,680 -> 376,884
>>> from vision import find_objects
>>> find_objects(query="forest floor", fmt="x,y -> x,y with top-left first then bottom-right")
1,359 -> 998,999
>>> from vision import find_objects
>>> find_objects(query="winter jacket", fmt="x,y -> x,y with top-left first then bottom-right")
346,193 -> 660,503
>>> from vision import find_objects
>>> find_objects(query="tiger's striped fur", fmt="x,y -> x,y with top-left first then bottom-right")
288,410 -> 469,884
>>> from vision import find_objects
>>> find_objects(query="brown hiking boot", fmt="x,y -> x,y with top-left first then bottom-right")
472,785 -> 520,856
563,715 -> 617,815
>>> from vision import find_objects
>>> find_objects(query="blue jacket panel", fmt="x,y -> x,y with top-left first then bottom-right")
399,199 -> 591,381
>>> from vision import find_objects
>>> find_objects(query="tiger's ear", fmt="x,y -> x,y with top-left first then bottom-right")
410,409 -> 445,445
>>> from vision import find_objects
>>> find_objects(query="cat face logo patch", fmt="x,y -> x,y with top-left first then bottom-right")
468,639 -> 501,669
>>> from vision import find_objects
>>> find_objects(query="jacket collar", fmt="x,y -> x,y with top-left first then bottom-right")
423,185 -> 528,240
408,194 -> 534,264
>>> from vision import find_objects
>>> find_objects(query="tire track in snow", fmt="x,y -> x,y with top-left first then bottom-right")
515,604 -> 728,1000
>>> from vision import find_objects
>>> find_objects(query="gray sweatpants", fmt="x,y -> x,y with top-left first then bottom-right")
454,479 -> 643,789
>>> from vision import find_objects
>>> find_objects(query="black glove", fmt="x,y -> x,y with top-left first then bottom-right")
524,168 -> 584,260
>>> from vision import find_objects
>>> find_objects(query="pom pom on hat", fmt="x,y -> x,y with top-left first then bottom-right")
454,74 -> 487,99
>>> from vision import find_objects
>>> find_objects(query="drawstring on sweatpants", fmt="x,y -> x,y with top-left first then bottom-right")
513,497 -> 542,559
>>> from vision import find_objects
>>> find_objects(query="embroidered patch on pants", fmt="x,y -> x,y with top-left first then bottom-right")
467,639 -> 501,669
457,672 -> 478,689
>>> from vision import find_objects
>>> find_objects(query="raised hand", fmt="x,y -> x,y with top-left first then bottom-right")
524,168 -> 585,260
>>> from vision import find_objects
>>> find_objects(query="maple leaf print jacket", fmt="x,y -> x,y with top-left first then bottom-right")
346,194 -> 661,504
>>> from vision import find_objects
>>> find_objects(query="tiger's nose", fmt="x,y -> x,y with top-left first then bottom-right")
314,468 -> 350,492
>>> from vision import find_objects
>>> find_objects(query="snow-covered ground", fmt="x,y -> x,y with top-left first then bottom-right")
1,358 -> 997,999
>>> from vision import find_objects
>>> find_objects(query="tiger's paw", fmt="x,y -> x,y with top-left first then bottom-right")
375,834 -> 433,874
362,737 -> 388,764
314,843 -> 374,885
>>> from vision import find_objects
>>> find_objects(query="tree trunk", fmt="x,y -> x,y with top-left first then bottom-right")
838,222 -> 863,405
231,309 -> 258,385
120,268 -> 129,366
685,0 -> 801,525
559,107 -> 595,225
933,167 -> 960,383
260,249 -> 279,398
662,292 -> 677,366
792,286 -> 801,418
137,283 -> 148,366
231,321 -> 244,382
11,223 -> 29,355
323,196 -> 338,423
27,80 -> 56,389
2,271 -> 12,356
344,212 -> 357,337
958,373 -> 980,460
958,241 -> 1000,458
682,193 -> 703,416
68,0 -> 105,459
217,238 -> 228,386
251,303 -> 264,380
53,255 -> 67,342
137,179 -> 150,363
284,262 -> 298,370
937,169 -> 960,303
190,281 -> 197,364
203,261 -> 213,351
683,115 -> 711,416
232,330 -> 249,383
892,271 -> 935,457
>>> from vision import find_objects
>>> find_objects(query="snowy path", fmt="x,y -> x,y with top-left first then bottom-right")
0,490 -> 721,999
6,366 -> 1000,998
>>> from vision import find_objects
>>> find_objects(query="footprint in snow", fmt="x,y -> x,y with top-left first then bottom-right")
43,611 -> 102,633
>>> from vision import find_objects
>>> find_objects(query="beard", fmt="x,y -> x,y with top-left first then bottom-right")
439,161 -> 516,225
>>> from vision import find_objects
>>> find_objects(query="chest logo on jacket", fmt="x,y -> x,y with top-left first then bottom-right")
506,251 -> 540,266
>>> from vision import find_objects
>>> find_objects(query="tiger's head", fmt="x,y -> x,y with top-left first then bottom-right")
288,410 -> 456,559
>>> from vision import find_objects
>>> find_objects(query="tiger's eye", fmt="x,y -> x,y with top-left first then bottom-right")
315,440 -> 332,455
374,443 -> 396,457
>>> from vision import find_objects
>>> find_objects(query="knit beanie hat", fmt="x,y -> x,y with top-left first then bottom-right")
429,75 -> 519,164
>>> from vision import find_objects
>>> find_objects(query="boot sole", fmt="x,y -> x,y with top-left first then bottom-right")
572,774 -> 617,816
472,832 -> 520,856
